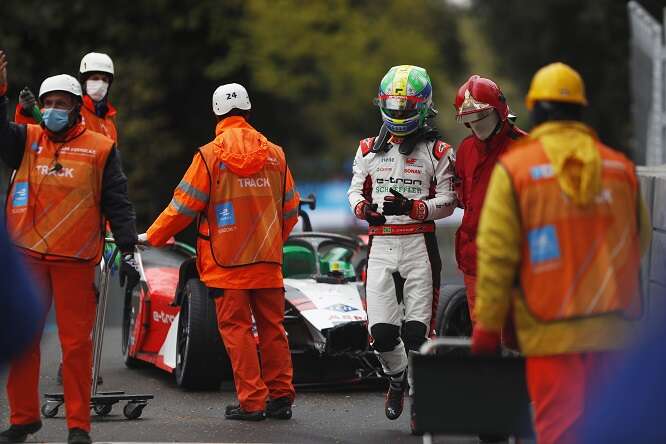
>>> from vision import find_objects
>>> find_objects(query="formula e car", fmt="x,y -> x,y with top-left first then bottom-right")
121,196 -> 381,389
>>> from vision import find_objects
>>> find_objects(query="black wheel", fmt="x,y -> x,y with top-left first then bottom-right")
41,401 -> 59,418
436,286 -> 472,338
174,278 -> 232,390
122,283 -> 145,368
123,402 -> 145,420
93,403 -> 112,416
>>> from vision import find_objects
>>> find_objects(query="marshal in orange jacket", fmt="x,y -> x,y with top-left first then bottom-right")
6,123 -> 113,262
475,122 -> 651,356
15,95 -> 118,143
146,116 -> 299,289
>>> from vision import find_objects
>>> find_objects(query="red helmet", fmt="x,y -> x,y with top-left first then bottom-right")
454,75 -> 510,123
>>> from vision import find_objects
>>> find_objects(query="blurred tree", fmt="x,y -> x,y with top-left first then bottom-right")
0,0 -> 465,228
472,0 -> 664,160
207,0 -> 467,177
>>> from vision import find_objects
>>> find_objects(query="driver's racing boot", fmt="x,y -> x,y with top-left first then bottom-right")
384,371 -> 407,420
0,421 -> 42,443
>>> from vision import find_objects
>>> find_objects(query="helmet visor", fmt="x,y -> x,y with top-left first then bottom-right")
457,107 -> 494,123
376,94 -> 427,120
376,94 -> 426,109
382,108 -> 418,120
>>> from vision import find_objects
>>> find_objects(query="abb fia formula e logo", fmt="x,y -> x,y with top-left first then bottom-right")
153,311 -> 176,324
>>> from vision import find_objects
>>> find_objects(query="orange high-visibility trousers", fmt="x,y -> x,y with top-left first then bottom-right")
7,258 -> 96,432
526,352 -> 619,444
214,288 -> 295,412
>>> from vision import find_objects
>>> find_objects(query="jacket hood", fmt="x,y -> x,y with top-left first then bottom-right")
530,121 -> 601,206
83,95 -> 116,118
212,116 -> 268,176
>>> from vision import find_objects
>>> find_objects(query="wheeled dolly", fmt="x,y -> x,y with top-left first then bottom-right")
41,239 -> 154,420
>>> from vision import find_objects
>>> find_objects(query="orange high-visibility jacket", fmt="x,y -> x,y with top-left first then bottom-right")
147,116 -> 300,289
15,95 -> 118,143
475,122 -> 650,355
198,130 -> 286,267
501,141 -> 641,322
5,123 -> 113,261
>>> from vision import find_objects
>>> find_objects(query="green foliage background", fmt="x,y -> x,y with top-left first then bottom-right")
0,0 -> 661,227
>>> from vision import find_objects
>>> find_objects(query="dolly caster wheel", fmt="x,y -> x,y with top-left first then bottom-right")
123,402 -> 146,420
94,403 -> 113,416
41,401 -> 60,418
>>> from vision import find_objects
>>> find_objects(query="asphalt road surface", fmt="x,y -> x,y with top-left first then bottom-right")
0,228 -> 476,443
0,326 -> 486,443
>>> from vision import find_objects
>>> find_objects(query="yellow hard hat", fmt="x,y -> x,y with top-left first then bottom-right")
525,62 -> 587,110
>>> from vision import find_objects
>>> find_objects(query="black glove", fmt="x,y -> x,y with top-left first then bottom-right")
19,87 -> 36,114
360,202 -> 386,226
119,252 -> 141,290
382,188 -> 414,216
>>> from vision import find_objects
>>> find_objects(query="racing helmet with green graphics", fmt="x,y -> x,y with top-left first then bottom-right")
376,65 -> 433,136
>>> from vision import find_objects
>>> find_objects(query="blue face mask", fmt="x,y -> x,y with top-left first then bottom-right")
41,108 -> 71,132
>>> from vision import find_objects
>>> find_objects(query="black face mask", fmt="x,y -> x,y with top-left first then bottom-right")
531,101 -> 584,126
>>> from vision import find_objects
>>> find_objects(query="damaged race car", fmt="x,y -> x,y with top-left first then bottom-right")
121,195 -> 381,389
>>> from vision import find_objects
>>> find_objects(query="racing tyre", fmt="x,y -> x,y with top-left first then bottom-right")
122,283 -> 144,369
175,278 -> 232,390
436,286 -> 472,338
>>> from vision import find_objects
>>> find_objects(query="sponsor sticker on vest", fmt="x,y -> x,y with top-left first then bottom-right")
530,164 -> 554,180
12,182 -> 28,207
528,225 -> 561,264
215,202 -> 235,227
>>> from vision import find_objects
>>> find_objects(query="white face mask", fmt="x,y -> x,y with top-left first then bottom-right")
469,110 -> 500,141
86,79 -> 109,102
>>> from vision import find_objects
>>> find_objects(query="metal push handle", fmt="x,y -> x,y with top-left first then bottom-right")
419,337 -> 472,355
90,237 -> 119,396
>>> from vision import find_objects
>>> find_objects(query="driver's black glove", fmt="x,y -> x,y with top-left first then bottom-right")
355,201 -> 386,226
383,188 -> 428,220
119,252 -> 141,289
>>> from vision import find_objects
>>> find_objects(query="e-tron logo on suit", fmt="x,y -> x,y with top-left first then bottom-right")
375,177 -> 422,186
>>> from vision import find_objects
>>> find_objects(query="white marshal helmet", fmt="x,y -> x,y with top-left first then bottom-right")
212,83 -> 251,116
38,74 -> 83,100
80,52 -> 115,77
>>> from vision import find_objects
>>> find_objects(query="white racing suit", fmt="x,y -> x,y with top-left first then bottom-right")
348,133 -> 456,387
